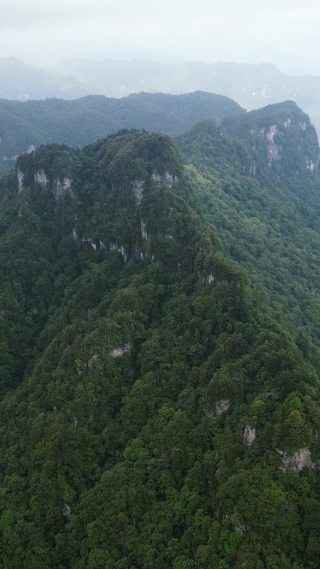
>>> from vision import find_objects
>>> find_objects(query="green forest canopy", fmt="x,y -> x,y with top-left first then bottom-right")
177,102 -> 320,349
1,118 -> 320,567
0,91 -> 244,177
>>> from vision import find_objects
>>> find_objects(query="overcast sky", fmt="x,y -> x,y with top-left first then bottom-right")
1,0 -> 320,75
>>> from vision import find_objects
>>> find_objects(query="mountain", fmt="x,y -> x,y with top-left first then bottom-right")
177,101 -> 320,347
0,91 -> 245,176
2,119 -> 320,566
3,56 -> 320,136
54,58 -> 320,135
221,100 -> 319,176
0,57 -> 93,101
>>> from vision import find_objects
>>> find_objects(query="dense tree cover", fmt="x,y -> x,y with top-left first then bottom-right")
2,128 -> 320,567
0,91 -> 244,177
221,101 -> 319,176
177,104 -> 320,353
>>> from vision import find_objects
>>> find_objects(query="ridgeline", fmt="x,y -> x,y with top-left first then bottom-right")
0,91 -> 244,177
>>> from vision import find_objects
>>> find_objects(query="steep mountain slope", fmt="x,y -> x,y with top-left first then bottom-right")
54,58 -> 320,134
0,91 -> 244,176
0,57 -> 93,101
177,101 -> 320,347
1,131 -> 320,568
222,100 -> 319,176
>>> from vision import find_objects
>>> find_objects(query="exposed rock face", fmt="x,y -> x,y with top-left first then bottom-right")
108,243 -> 128,262
80,238 -> 129,260
141,219 -> 148,239
133,247 -> 155,262
233,524 -> 251,533
17,169 -> 24,192
73,231 -> 95,249
73,234 -> 97,250
266,124 -> 277,142
216,400 -> 230,415
152,170 -> 176,188
250,124 -> 282,168
243,425 -> 256,446
258,119 -> 319,172
277,448 -> 314,473
203,273 -> 229,286
131,179 -> 144,206
34,171 -> 73,199
224,101 -> 320,175
34,170 -> 48,190
109,343 -> 132,358
62,504 -> 71,520
203,399 -> 230,418
203,409 -> 215,419
264,125 -> 282,168
87,354 -> 99,371
306,159 -> 316,172
53,176 -> 73,200
74,236 -> 149,264
267,143 -> 281,168
72,228 -> 81,244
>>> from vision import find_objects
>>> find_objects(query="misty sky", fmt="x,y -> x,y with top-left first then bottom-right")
1,0 -> 320,75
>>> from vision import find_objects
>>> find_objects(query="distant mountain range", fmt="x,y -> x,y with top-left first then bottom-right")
2,56 -> 320,134
0,57 -> 93,100
53,59 -> 320,134
0,91 -> 244,176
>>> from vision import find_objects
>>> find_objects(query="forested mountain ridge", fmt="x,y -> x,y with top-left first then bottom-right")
0,91 -> 244,177
2,129 -> 320,567
177,101 -> 320,349
222,101 -> 319,176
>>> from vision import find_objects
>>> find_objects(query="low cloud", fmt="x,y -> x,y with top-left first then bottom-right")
1,0 -> 320,75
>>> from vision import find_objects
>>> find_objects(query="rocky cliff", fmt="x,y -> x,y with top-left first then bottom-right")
222,100 -> 320,176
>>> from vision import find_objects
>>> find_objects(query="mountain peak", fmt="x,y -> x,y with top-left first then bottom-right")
222,101 -> 320,175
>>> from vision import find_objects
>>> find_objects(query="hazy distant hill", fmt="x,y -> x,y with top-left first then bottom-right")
0,91 -> 244,175
54,58 -> 320,134
3,56 -> 320,134
0,57 -> 93,101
